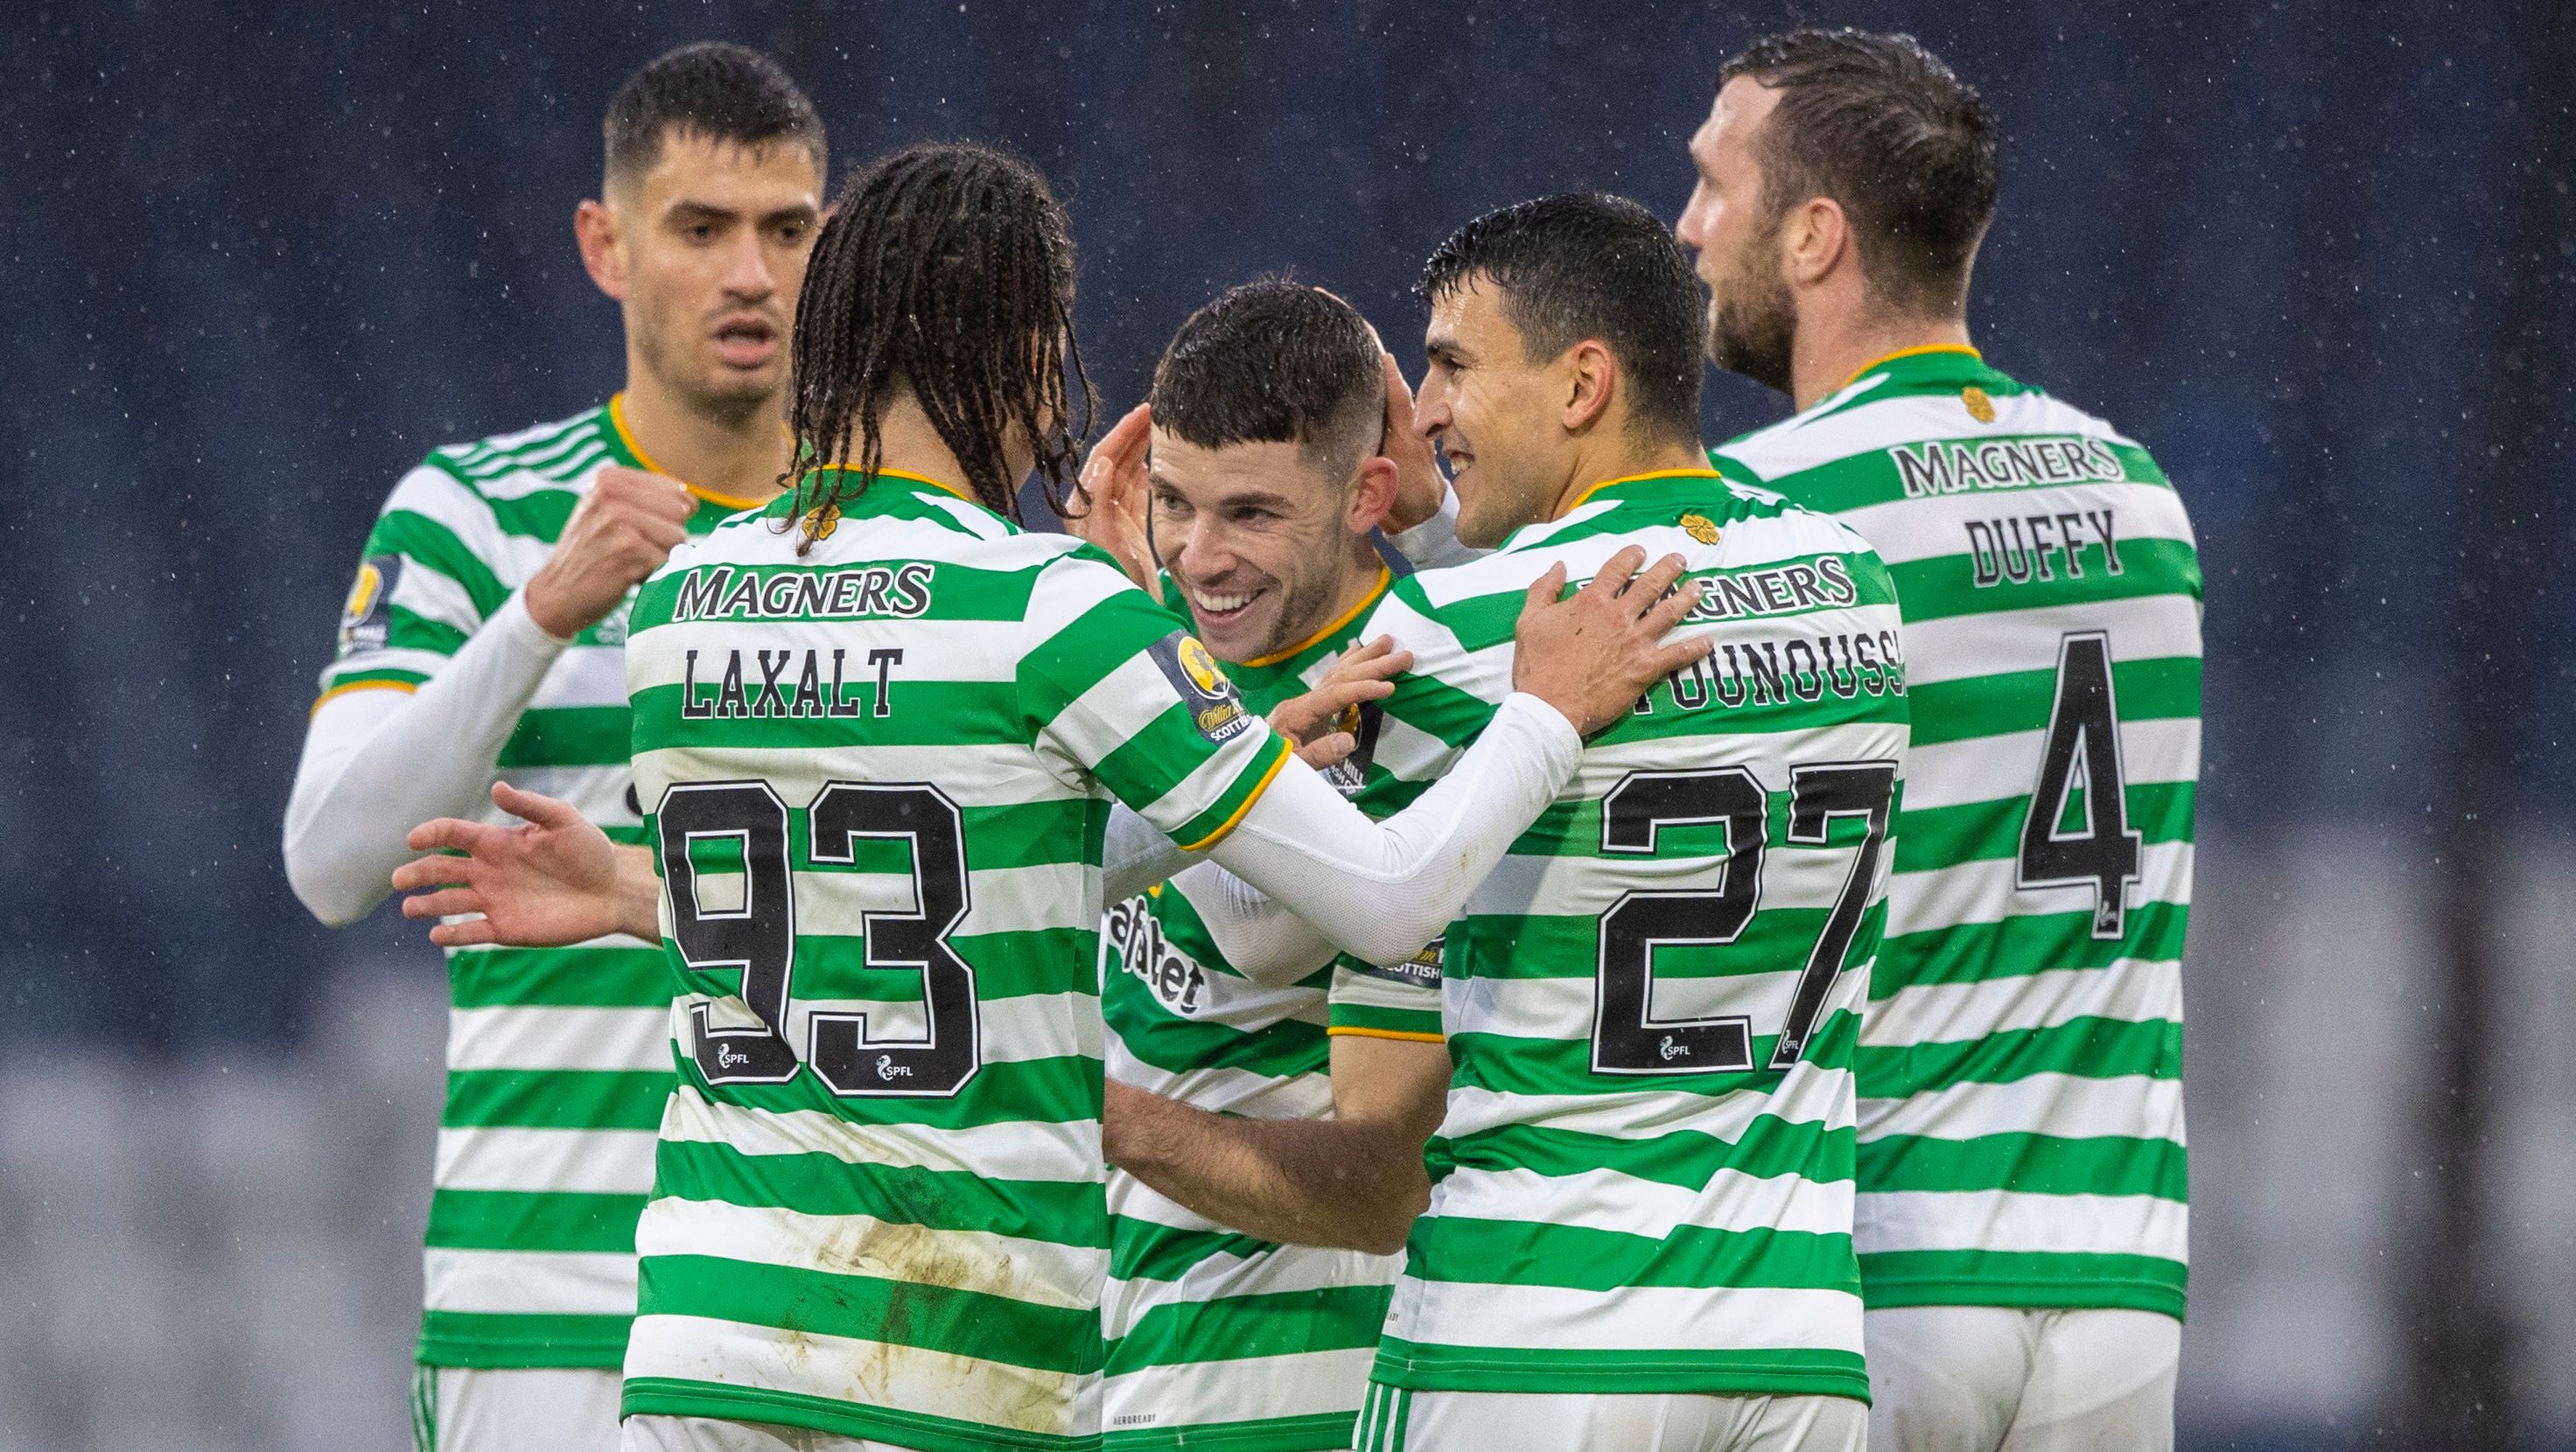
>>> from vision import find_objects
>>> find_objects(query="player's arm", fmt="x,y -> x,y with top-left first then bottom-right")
282,464 -> 692,925
1098,638 -> 1405,945
402,549 -> 1709,958
1105,1030 -> 1450,1254
1185,548 -> 1704,968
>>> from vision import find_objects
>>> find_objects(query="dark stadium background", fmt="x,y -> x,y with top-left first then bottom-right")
5,3 -> 2570,1449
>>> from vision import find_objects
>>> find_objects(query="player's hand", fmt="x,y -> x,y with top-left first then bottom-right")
394,782 -> 656,946
1375,351 -> 1449,534
1268,636 -> 1408,743
1509,547 -> 1711,736
1067,403 -> 1163,604
523,464 -> 695,638
1266,636 -> 1410,771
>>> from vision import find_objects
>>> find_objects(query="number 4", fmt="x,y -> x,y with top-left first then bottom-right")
2018,632 -> 2143,939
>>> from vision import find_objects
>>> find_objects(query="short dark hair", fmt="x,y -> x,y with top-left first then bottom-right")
1718,29 -> 1997,317
786,141 -> 1092,537
1417,193 -> 1704,447
1150,280 -> 1384,482
603,41 -> 825,186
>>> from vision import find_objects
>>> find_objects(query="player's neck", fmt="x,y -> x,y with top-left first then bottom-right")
1789,309 -> 1974,412
616,373 -> 794,506
1298,542 -> 1391,651
1544,432 -> 1712,520
851,395 -> 977,500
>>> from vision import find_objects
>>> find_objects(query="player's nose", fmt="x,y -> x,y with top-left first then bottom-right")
720,231 -> 776,297
1173,520 -> 1236,580
1411,390 -> 1449,439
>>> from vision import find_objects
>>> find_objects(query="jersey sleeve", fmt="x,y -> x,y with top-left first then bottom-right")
1020,550 -> 1295,852
1326,951 -> 1445,1042
317,457 -> 517,704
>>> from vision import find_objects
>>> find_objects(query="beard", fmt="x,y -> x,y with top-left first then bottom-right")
638,311 -> 781,427
1704,234 -> 1797,396
1251,556 -> 1348,660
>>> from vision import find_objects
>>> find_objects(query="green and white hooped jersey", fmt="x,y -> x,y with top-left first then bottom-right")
1100,569 -> 1438,1452
1714,346 -> 2201,1321
619,470 -> 1294,1452
1354,471 -> 1909,1403
321,397 -> 765,1370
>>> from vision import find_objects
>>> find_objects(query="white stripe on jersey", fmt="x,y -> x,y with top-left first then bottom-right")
1858,1072 -> 2188,1145
424,1246 -> 639,1316
434,1126 -> 661,1196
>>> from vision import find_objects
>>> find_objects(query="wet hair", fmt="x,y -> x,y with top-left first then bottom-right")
603,41 -> 826,187
1718,28 -> 1998,317
1149,279 -> 1384,484
784,141 -> 1092,543
1417,193 -> 1704,447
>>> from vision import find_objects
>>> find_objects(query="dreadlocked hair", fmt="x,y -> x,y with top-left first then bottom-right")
783,141 -> 1093,551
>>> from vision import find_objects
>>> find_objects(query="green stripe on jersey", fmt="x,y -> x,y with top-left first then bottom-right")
1351,471 -> 1905,1400
1714,348 -> 2201,1319
621,469 -> 1296,1448
1101,570 -> 1405,1452
326,401 -> 734,1370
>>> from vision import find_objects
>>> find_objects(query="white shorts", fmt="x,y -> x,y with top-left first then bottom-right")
1864,1307 -> 2179,1452
619,1414 -> 913,1452
1354,1382 -> 1867,1452
411,1365 -> 622,1452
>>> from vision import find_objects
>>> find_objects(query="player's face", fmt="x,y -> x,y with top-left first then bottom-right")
609,131 -> 822,416
1148,432 -> 1368,663
1679,78 -> 1796,394
1416,280 -> 1565,548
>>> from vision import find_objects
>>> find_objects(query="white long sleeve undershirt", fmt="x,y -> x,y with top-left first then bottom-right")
1115,692 -> 1578,983
1386,481 -> 1492,570
283,592 -> 572,925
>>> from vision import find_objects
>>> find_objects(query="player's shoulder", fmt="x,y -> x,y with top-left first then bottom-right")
1717,364 -> 2152,494
1534,468 -> 1873,572
378,403 -> 617,534
410,402 -> 617,499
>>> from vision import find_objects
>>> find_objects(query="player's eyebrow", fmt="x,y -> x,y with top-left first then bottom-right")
756,200 -> 820,227
1220,485 -> 1298,513
666,199 -> 742,227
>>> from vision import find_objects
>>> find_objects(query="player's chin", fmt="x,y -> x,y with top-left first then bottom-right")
697,360 -> 786,401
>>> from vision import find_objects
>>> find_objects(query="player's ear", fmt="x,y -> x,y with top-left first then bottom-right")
575,197 -> 627,302
1348,455 -> 1398,535
1561,340 -> 1617,434
1784,195 -> 1846,289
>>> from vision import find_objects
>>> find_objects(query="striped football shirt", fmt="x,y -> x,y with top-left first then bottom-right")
1354,469 -> 1909,1402
320,395 -> 769,1370
1714,346 -> 2201,1320
618,468 -> 1294,1451
1101,567 -> 1431,1452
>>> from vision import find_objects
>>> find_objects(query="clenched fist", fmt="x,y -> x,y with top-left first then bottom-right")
523,464 -> 696,639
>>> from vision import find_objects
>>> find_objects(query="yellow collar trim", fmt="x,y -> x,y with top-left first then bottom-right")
810,464 -> 975,503
1241,565 -> 1393,668
607,392 -> 781,512
1554,467 -> 1727,521
1837,344 -> 1983,394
